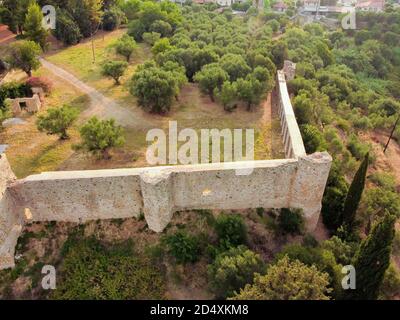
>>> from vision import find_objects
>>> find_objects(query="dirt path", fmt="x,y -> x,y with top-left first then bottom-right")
39,58 -> 151,129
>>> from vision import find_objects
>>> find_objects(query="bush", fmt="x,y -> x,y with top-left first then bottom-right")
277,208 -> 304,235
164,231 -> 200,264
321,236 -> 356,265
101,61 -> 128,85
214,214 -> 247,249
36,105 -> 79,139
379,263 -> 400,299
300,124 -> 327,154
26,77 -> 53,94
102,6 -> 127,31
0,103 -> 11,124
76,117 -> 125,159
346,134 -> 371,161
302,234 -> 319,248
230,256 -> 332,300
208,246 -> 265,298
53,9 -> 82,45
369,172 -> 397,191
128,19 -> 146,41
276,244 -> 343,298
322,161 -> 349,232
53,237 -> 165,299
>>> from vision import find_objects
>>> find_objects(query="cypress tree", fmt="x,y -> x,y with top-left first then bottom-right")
342,152 -> 369,229
347,213 -> 395,300
23,3 -> 49,50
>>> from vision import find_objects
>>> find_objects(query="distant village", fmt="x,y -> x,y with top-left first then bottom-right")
169,0 -> 392,13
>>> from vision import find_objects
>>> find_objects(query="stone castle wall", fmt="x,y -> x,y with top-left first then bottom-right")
0,71 -> 332,269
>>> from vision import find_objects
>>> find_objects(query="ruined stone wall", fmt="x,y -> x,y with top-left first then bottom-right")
276,70 -> 307,159
0,154 -> 22,269
0,72 -> 333,269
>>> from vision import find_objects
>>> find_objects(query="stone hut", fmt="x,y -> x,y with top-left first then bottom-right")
5,87 -> 44,116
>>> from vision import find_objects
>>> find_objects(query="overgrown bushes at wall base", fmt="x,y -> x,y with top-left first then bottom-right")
215,214 -> 247,250
53,236 -> 166,300
208,246 -> 265,299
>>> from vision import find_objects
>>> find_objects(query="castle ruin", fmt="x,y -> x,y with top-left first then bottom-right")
0,67 -> 332,270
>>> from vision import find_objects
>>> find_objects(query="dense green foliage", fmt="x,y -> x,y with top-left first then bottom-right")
101,60 -> 128,84
23,2 -> 48,49
214,214 -> 247,250
53,236 -> 165,300
6,40 -> 42,76
53,9 -> 83,45
163,231 -> 200,264
231,256 -> 332,300
36,105 -> 79,139
208,246 -> 265,298
130,61 -> 186,113
128,5 -> 277,113
277,208 -> 304,235
346,214 -> 396,300
76,117 -> 125,159
276,244 -> 343,298
342,153 -> 369,230
112,34 -> 137,61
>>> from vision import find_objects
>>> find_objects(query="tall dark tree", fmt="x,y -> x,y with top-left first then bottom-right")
24,2 -> 49,49
346,214 -> 396,300
342,152 -> 369,229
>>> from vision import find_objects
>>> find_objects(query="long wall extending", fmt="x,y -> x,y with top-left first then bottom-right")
0,70 -> 332,270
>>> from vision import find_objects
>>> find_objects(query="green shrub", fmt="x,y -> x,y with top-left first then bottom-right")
346,134 -> 371,161
300,124 -> 327,154
214,214 -> 247,249
321,236 -> 356,265
53,237 -> 165,299
208,246 -> 265,298
164,231 -> 200,264
277,208 -> 304,235
379,263 -> 400,299
276,244 -> 343,298
230,256 -> 332,300
369,172 -> 397,191
303,234 -> 319,248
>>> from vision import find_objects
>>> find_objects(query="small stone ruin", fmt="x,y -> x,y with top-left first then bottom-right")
5,87 -> 45,116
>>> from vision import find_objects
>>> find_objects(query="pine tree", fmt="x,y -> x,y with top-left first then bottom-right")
342,152 -> 369,229
24,2 -> 49,49
347,214 -> 395,300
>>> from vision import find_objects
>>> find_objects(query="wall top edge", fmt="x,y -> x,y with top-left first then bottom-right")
18,159 -> 299,182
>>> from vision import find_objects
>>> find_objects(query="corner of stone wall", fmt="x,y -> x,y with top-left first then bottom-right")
140,170 -> 174,233
0,153 -> 23,270
291,151 -> 332,232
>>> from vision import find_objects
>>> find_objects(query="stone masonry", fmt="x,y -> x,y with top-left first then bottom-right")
0,70 -> 332,269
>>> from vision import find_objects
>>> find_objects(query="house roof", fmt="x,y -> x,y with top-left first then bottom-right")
273,2 -> 288,9
355,0 -> 385,8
